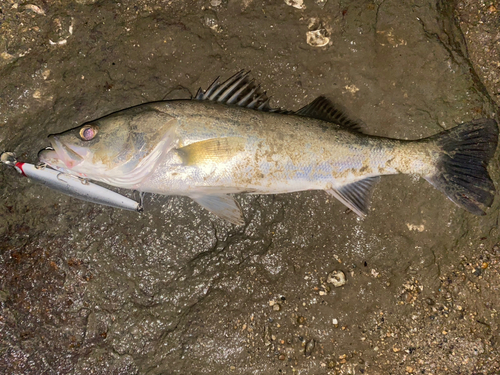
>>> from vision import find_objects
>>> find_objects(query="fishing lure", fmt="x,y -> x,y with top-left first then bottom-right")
1,151 -> 141,211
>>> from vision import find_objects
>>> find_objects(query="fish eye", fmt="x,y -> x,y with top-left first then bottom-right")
79,124 -> 98,141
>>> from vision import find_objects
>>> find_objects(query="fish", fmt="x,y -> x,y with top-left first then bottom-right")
38,71 -> 499,224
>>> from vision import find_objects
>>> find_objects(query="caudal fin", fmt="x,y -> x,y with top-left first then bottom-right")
425,119 -> 498,215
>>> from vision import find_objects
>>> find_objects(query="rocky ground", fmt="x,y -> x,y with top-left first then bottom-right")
1,0 -> 499,374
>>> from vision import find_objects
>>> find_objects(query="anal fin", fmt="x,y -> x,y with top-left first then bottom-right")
326,176 -> 380,217
191,194 -> 245,225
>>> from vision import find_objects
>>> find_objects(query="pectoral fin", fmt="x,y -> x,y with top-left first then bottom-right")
177,137 -> 246,166
326,177 -> 380,217
191,194 -> 245,225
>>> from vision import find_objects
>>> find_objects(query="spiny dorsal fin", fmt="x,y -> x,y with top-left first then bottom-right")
195,70 -> 290,113
326,176 -> 381,217
295,96 -> 363,132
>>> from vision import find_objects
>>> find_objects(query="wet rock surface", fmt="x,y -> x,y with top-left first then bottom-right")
0,0 -> 499,374
457,0 -> 500,106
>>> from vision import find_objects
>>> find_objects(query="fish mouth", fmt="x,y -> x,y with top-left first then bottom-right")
39,135 -> 84,170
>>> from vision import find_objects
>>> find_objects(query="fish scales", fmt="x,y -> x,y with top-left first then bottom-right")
143,100 -> 431,195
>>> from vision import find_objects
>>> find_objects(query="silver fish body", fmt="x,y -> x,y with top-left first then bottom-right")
139,100 -> 431,194
39,71 -> 498,224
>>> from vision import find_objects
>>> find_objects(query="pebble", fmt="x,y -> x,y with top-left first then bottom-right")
304,339 -> 315,356
1,52 -> 15,62
284,0 -> 305,9
306,18 -> 330,47
203,10 -> 222,32
327,270 -> 346,287
42,69 -> 51,80
315,0 -> 328,8
23,4 -> 46,16
306,29 -> 329,47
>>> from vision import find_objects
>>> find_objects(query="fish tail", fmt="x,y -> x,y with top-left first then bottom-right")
424,118 -> 498,215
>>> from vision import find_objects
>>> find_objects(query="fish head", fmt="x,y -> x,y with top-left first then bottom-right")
39,106 -> 178,184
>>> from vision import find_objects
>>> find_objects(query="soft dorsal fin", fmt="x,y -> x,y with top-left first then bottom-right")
326,176 -> 380,217
195,70 -> 290,113
295,96 -> 363,132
